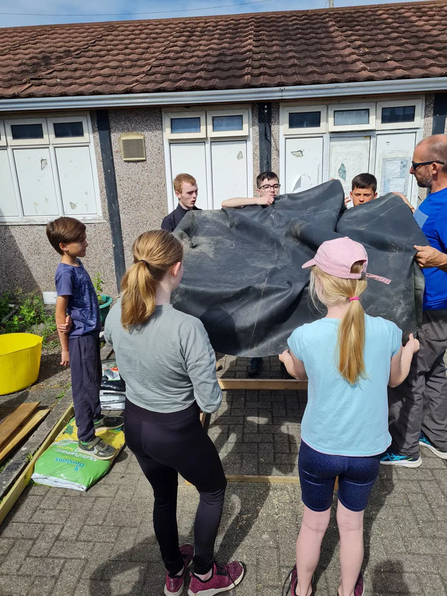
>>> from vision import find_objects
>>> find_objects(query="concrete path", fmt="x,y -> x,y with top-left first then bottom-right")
0,358 -> 446,595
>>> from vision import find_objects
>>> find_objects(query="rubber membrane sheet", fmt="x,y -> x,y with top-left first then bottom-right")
172,180 -> 427,357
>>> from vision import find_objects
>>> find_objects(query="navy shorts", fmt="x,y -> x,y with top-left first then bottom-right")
298,441 -> 381,512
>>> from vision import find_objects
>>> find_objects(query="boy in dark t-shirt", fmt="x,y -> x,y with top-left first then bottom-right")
46,217 -> 123,459
161,173 -> 201,232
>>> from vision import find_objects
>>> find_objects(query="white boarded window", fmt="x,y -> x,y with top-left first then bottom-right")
0,121 -> 6,147
211,141 -> 248,206
0,114 -> 101,224
285,137 -> 323,193
55,146 -> 97,215
375,132 -> 417,200
330,135 -> 373,197
0,150 -> 19,216
164,107 -> 252,210
170,143 -> 208,210
13,148 -> 59,217
281,97 -> 423,206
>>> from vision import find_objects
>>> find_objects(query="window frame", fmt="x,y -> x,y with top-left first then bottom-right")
163,106 -> 253,211
376,99 -> 423,130
48,115 -> 90,144
0,112 -> 103,225
282,105 -> 327,136
280,96 -> 425,208
0,121 -> 6,147
328,102 -> 376,132
163,111 -> 207,140
207,108 -> 249,138
6,118 -> 49,146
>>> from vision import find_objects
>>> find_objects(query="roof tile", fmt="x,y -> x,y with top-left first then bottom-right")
0,0 -> 447,98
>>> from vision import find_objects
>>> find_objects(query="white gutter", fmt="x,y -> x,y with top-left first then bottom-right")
0,77 -> 446,112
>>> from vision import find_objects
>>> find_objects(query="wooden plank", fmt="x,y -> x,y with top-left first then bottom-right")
0,409 -> 50,463
225,474 -> 301,484
0,403 -> 40,449
218,379 -> 308,391
0,402 -> 74,527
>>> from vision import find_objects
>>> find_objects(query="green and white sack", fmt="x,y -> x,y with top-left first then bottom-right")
32,417 -> 125,491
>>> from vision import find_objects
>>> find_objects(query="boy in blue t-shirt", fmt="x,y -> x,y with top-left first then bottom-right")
46,217 -> 122,460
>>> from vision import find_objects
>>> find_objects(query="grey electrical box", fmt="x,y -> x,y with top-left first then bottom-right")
120,133 -> 146,161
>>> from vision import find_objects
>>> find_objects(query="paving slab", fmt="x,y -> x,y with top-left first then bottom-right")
0,357 -> 446,595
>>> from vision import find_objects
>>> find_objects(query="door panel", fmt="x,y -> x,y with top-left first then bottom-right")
211,140 -> 248,209
285,136 -> 323,194
13,148 -> 59,217
375,132 -> 416,205
55,146 -> 97,215
0,150 -> 19,216
170,143 -> 208,209
329,135 -> 372,197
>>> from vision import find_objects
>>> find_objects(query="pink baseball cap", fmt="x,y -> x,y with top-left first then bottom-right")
302,237 -> 391,284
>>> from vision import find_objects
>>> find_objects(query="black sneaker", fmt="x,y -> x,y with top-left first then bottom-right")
94,415 -> 124,431
247,357 -> 263,378
78,436 -> 116,460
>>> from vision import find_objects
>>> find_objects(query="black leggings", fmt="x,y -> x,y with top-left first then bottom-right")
124,399 -> 227,575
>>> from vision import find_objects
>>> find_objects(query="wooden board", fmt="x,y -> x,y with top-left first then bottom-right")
225,474 -> 301,484
0,402 -> 74,527
0,403 -> 40,449
218,379 -> 308,391
0,409 -> 50,463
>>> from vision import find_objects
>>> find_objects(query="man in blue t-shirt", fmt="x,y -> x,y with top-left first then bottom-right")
383,134 -> 447,467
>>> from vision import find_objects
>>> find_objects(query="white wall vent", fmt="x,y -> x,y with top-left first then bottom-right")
120,133 -> 146,161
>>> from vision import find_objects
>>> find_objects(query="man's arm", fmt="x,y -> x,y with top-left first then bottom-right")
55,296 -> 70,366
414,244 -> 447,272
221,196 -> 274,208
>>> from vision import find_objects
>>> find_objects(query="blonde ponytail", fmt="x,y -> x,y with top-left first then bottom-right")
121,230 -> 183,329
310,262 -> 367,384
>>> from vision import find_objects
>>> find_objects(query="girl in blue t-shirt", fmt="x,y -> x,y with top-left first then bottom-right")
279,237 -> 419,596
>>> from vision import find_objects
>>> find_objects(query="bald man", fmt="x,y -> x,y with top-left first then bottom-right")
383,134 -> 447,467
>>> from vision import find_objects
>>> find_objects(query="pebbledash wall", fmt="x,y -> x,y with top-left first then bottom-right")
0,94 -> 437,299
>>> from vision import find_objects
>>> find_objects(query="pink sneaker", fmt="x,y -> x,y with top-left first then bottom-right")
289,565 -> 315,596
338,573 -> 364,596
164,544 -> 194,596
188,561 -> 245,595
354,573 -> 365,596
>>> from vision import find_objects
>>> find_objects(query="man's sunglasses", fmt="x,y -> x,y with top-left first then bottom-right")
411,160 -> 445,171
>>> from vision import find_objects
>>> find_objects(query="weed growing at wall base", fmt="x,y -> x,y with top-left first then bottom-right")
0,289 -> 56,343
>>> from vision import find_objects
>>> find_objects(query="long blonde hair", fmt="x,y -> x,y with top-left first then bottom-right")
310,262 -> 367,384
121,230 -> 183,329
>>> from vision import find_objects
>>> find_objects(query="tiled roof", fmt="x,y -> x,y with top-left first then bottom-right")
1,0 -> 447,99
